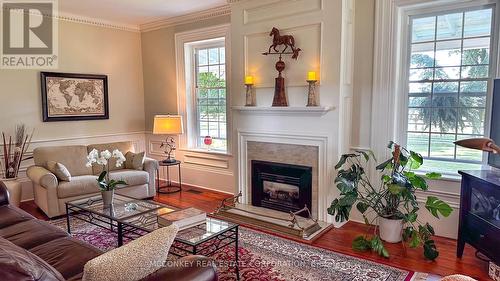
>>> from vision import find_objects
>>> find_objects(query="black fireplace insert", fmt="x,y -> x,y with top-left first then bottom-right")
251,160 -> 312,216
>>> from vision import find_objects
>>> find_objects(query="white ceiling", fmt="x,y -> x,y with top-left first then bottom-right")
58,0 -> 228,27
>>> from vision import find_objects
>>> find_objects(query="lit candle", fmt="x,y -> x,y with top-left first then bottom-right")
307,71 -> 317,81
244,75 -> 254,85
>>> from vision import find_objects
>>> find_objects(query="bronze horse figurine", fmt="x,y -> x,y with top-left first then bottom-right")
268,27 -> 302,59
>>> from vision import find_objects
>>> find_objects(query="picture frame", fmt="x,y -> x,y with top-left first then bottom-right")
40,72 -> 109,122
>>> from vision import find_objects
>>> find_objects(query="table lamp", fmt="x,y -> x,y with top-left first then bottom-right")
153,115 -> 184,163
454,138 -> 500,154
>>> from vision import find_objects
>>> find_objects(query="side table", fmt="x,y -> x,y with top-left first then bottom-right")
1,178 -> 22,207
156,160 -> 182,194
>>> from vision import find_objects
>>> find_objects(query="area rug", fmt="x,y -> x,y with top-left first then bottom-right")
50,218 -> 414,281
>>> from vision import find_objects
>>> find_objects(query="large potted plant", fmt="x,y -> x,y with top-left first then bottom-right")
86,149 -> 127,206
328,142 -> 453,260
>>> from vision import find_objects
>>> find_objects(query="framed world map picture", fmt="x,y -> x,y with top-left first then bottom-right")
40,72 -> 109,122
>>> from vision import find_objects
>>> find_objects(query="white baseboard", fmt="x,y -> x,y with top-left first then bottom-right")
157,177 -> 235,195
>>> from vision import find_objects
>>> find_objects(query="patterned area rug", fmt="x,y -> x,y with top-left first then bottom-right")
50,218 -> 414,281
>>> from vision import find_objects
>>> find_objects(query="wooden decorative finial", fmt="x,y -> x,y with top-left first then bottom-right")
262,27 -> 302,107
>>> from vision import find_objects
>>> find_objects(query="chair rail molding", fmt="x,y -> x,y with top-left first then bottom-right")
5,131 -> 147,202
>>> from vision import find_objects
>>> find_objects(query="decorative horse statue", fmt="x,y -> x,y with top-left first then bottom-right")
268,27 -> 302,59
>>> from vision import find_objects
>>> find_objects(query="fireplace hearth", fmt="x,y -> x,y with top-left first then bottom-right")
251,160 -> 312,216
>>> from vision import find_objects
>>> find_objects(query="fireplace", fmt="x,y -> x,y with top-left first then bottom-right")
251,160 -> 312,216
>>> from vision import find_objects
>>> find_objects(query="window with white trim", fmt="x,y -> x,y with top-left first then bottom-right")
190,39 -> 227,152
405,5 -> 497,174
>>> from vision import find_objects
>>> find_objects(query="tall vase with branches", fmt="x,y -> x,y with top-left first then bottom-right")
1,124 -> 34,180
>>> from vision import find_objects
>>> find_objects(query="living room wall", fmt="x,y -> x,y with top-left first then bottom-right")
0,19 -> 146,200
351,0 -> 375,150
141,15 -> 235,194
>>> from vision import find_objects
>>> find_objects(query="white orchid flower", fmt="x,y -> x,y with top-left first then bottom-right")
100,150 -> 112,160
86,149 -> 99,167
112,149 -> 126,167
96,157 -> 108,166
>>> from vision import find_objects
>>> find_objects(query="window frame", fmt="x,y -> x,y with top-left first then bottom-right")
174,24 -> 231,157
397,1 -> 499,176
191,39 -> 227,151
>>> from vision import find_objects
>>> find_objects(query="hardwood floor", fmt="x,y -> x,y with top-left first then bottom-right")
20,185 -> 491,280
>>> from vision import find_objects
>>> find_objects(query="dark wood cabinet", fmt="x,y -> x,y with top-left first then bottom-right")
458,170 -> 500,263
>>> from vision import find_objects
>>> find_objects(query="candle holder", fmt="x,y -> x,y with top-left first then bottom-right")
306,79 -> 318,106
245,83 -> 255,106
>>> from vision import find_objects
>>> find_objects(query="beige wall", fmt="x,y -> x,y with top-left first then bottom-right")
141,15 -> 231,132
0,19 -> 146,201
0,20 -> 145,140
141,15 -> 235,194
351,0 -> 375,149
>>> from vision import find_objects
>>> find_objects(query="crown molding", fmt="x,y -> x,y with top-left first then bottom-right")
140,5 -> 231,32
57,12 -> 140,32
2,5 -> 232,33
1,6 -> 141,32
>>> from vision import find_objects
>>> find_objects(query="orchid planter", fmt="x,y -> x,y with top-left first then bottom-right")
101,190 -> 115,206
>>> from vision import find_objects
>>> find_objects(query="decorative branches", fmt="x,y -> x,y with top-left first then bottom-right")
1,124 -> 34,179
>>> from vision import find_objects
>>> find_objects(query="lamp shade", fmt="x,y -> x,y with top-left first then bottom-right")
153,115 -> 184,135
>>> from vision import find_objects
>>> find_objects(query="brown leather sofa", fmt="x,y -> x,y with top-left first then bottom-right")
0,182 -> 218,281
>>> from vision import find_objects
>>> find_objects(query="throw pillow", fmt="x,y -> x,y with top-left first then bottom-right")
125,151 -> 145,170
82,225 -> 179,281
47,161 -> 72,182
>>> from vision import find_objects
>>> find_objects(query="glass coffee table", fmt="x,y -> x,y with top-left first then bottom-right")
65,194 -> 240,280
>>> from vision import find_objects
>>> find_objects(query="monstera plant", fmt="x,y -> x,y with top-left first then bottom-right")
328,142 -> 453,260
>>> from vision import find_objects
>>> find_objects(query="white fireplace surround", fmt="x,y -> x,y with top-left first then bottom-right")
237,130 -> 329,222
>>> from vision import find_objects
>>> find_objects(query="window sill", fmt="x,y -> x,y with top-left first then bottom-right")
179,148 -> 233,157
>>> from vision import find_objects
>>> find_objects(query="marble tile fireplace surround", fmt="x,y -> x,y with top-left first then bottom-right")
237,131 -> 329,221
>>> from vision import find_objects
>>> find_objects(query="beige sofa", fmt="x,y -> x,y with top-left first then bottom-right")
26,141 -> 158,218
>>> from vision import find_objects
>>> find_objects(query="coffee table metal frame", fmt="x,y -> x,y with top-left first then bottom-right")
65,194 -> 240,280
65,194 -> 168,246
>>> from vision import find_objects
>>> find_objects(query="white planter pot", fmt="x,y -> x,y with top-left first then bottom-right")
101,190 -> 115,206
379,217 -> 403,243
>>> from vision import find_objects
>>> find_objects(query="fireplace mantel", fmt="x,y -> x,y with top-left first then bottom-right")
232,106 -> 333,116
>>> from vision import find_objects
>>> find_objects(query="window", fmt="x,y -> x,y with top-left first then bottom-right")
175,25 -> 230,156
193,41 -> 227,151
405,6 -> 496,174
